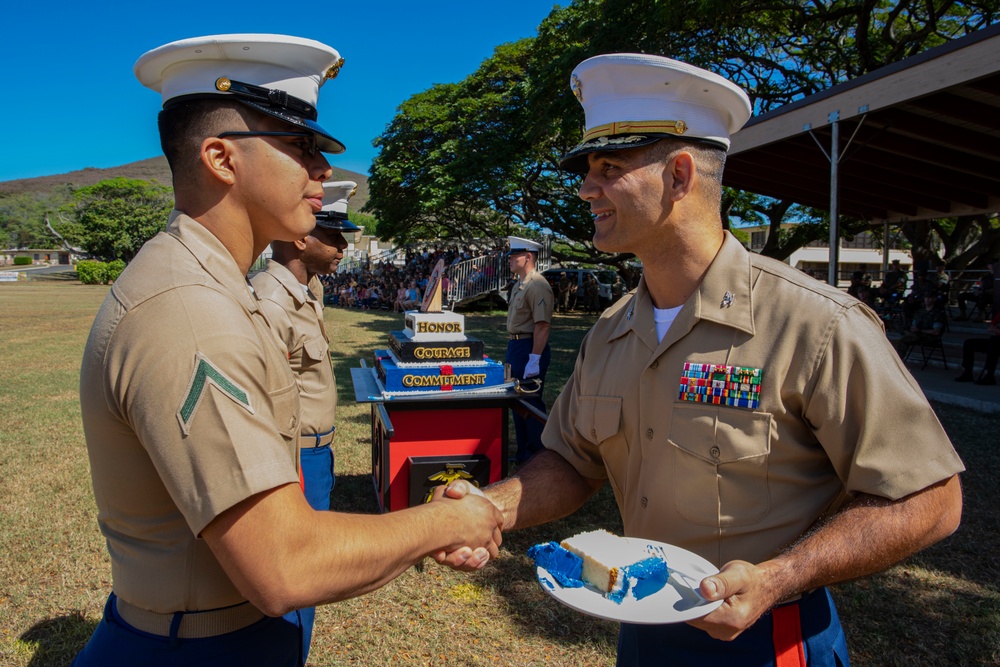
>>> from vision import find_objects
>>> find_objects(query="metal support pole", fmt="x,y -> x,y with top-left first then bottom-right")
882,219 -> 890,278
827,118 -> 840,287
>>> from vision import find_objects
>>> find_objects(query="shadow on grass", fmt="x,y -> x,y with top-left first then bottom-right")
19,613 -> 95,666
330,472 -> 382,515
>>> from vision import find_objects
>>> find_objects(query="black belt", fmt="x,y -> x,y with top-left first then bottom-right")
509,333 -> 533,340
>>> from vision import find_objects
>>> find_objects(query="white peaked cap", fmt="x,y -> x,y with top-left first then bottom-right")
509,236 -> 543,252
134,34 -> 346,153
321,181 -> 357,215
315,181 -> 361,232
560,53 -> 752,172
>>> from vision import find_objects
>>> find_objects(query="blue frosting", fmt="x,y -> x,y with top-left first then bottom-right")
625,556 -> 669,600
529,541 -> 670,603
527,542 -> 584,588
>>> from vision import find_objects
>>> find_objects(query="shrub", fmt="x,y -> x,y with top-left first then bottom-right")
105,259 -> 126,283
13,256 -> 32,266
76,260 -> 105,284
76,259 -> 128,285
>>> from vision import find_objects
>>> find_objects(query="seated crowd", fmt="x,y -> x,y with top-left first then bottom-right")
317,243 -> 506,312
864,258 -> 997,386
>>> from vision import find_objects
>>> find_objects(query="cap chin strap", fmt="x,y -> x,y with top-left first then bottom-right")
213,77 -> 318,121
316,210 -> 349,221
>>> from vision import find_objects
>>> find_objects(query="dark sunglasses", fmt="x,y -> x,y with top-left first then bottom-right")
217,131 -> 319,157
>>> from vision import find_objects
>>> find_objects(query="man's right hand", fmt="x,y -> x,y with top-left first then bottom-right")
428,482 -> 502,571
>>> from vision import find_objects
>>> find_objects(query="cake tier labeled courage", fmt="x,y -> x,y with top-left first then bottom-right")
388,330 -> 485,363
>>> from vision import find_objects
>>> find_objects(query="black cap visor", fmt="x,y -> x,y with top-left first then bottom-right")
314,211 -> 361,233
239,100 -> 345,154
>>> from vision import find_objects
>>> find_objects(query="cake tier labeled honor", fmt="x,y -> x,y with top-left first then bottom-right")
388,309 -> 485,362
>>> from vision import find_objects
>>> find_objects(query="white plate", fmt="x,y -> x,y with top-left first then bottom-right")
535,538 -> 724,624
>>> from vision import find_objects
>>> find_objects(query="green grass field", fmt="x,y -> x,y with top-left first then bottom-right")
1,281 -> 997,666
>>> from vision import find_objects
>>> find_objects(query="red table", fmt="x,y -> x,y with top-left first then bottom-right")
352,365 -> 537,512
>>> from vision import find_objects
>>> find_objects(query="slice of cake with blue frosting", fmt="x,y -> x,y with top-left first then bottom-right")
529,529 -> 669,603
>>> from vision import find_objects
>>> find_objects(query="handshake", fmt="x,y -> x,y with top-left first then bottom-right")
427,480 -> 503,572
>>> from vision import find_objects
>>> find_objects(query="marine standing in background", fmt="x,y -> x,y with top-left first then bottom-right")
557,271 -> 572,313
74,34 -> 501,667
505,236 -> 554,464
250,180 -> 361,661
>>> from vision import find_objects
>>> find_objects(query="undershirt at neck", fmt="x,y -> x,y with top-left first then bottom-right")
653,305 -> 684,343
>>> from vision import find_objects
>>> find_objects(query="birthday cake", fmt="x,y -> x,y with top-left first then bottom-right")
528,530 -> 669,603
375,259 -> 509,395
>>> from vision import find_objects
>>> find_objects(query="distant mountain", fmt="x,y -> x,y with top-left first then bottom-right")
0,156 -> 370,211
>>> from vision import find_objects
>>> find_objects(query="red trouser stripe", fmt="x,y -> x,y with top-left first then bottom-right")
772,603 -> 806,667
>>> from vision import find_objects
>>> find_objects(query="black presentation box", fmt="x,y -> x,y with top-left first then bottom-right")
406,454 -> 492,508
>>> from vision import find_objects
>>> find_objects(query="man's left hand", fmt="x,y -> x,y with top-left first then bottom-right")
685,560 -> 786,641
525,354 -> 541,378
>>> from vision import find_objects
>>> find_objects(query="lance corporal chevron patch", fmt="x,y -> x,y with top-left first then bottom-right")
177,353 -> 254,434
678,362 -> 762,409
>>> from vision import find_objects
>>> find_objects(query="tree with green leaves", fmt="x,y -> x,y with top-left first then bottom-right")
0,186 -> 78,249
367,0 -> 1000,270
73,177 -> 173,263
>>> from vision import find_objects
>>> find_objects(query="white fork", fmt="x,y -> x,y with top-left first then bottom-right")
650,545 -> 706,599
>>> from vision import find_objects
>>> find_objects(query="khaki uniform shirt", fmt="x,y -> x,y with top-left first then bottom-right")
507,269 -> 554,334
80,211 -> 301,613
544,232 -> 964,567
251,261 -> 337,443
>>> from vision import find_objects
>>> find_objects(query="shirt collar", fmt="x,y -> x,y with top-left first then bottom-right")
693,231 -> 755,335
264,259 -> 311,306
165,211 -> 259,314
605,231 -> 755,347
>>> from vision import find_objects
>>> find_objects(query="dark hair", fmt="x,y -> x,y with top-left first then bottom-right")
157,99 -> 260,188
648,138 -> 727,203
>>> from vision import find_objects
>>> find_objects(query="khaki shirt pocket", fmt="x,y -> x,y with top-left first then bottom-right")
270,381 -> 301,448
668,403 -> 772,527
302,335 -> 328,366
575,396 -> 626,491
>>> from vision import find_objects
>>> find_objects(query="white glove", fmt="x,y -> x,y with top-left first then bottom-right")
524,354 -> 541,378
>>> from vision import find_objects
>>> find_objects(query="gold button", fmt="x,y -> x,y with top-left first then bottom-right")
710,446 -> 721,459
645,429 -> 654,440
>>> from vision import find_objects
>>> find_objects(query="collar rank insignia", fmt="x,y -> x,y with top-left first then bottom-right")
720,291 -> 734,308
678,362 -> 762,409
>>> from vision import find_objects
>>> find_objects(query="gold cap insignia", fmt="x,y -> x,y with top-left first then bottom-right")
325,57 -> 346,80
349,185 -> 358,198
571,74 -> 583,102
215,77 -> 232,92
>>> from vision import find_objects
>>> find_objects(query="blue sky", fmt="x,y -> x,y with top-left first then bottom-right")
0,1 -> 562,182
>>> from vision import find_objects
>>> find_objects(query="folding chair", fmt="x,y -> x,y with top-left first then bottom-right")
903,335 -> 948,370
